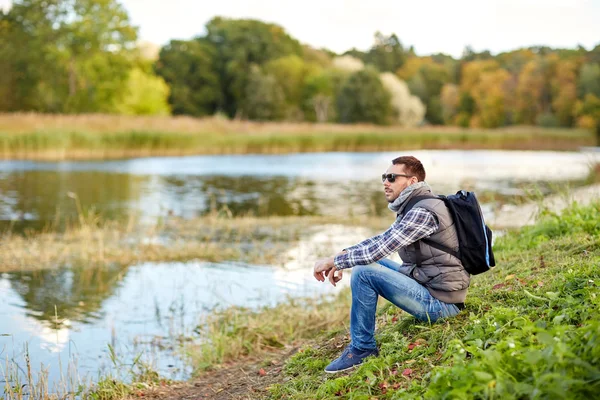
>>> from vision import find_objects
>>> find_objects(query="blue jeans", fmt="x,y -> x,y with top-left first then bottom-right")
350,258 -> 461,351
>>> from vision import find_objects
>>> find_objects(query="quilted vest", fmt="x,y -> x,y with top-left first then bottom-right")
396,186 -> 470,303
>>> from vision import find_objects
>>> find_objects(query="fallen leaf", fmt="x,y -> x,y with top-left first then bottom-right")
392,315 -> 398,323
258,368 -> 266,376
392,382 -> 402,389
538,281 -> 544,286
271,360 -> 279,365
402,368 -> 413,376
405,359 -> 416,365
378,381 -> 388,394
505,274 -> 515,281
390,368 -> 398,375
492,283 -> 505,290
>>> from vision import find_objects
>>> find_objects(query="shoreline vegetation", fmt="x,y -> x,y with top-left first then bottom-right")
142,202 -> 600,399
1,201 -> 599,398
0,114 -> 596,161
0,213 -> 388,273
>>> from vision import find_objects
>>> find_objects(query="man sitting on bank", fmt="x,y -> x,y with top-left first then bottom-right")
313,155 -> 469,373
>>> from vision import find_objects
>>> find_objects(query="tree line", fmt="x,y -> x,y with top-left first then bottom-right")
1,0 -> 600,137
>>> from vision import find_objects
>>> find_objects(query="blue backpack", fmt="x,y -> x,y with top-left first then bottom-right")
404,190 -> 496,275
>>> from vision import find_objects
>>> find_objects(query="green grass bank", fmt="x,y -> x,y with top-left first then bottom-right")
0,114 -> 595,160
186,202 -> 600,399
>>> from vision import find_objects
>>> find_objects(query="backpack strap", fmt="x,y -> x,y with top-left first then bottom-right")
400,195 -> 460,267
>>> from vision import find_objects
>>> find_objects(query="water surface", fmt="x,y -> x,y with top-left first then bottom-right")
1,150 -> 597,232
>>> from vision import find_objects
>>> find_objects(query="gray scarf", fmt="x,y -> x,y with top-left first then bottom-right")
388,181 -> 431,214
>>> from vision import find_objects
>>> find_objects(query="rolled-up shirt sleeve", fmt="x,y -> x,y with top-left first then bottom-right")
334,207 -> 439,270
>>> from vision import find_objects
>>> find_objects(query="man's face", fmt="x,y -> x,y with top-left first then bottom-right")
383,164 -> 417,203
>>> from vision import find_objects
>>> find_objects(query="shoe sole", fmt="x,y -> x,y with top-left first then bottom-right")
324,364 -> 359,374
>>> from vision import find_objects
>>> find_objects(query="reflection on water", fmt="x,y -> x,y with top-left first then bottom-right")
0,150 -> 598,232
0,223 -> 366,388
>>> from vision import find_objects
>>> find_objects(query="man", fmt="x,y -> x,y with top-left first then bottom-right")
313,156 -> 469,373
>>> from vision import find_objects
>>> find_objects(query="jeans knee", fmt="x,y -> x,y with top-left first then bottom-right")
350,264 -> 377,287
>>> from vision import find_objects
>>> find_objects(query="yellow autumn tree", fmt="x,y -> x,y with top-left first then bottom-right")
460,60 -> 511,128
515,60 -> 545,124
551,60 -> 579,126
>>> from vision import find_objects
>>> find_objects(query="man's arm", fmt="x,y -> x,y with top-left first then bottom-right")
333,208 -> 439,270
342,233 -> 385,253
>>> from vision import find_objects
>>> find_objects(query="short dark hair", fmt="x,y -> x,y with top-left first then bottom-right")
392,156 -> 426,181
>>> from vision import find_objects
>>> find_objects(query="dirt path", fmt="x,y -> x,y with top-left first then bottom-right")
135,346 -> 301,400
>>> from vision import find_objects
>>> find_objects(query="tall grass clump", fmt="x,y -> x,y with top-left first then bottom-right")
188,292 -> 353,371
266,202 -> 600,399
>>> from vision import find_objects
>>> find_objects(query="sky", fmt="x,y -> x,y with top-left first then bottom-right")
1,0 -> 599,57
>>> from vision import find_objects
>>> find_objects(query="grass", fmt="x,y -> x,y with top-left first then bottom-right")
189,293 -> 353,371
0,344 -> 169,400
267,202 -> 600,399
0,210 -> 388,273
0,113 -> 595,160
181,201 -> 600,399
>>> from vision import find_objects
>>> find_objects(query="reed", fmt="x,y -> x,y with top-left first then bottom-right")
0,210 -> 389,273
0,113 -> 594,160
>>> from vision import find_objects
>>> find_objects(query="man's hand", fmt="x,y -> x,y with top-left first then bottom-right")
327,268 -> 343,287
313,256 -> 335,282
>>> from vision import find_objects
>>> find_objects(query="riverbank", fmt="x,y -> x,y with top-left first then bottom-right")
0,114 -> 595,160
2,199 -> 599,398
140,201 -> 600,399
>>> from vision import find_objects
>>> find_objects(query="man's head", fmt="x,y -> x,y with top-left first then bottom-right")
382,156 -> 426,203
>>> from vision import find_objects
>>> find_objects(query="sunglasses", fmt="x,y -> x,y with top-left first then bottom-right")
381,173 -> 414,183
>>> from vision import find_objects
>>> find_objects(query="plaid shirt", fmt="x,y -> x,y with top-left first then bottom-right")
334,207 -> 439,270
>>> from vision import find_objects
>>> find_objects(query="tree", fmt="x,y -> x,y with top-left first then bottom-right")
0,0 -> 137,112
397,57 -> 451,124
155,39 -> 221,116
204,17 -> 302,118
264,55 -> 320,119
574,94 -> 600,144
336,68 -> 393,125
460,60 -> 510,128
440,83 -> 460,124
332,55 -> 365,72
380,73 -> 425,127
514,60 -> 545,124
551,60 -> 578,126
112,68 -> 170,115
244,65 -> 286,121
578,63 -> 600,99
301,69 -> 346,122
366,32 -> 407,72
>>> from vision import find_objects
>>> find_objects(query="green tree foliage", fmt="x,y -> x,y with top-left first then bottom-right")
397,57 -> 451,124
204,17 -> 302,118
264,55 -> 320,119
0,0 -> 137,113
244,65 -> 286,121
336,68 -> 393,125
155,39 -> 221,116
366,32 -> 407,72
301,69 -> 346,122
578,63 -> 600,99
112,68 -> 170,115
